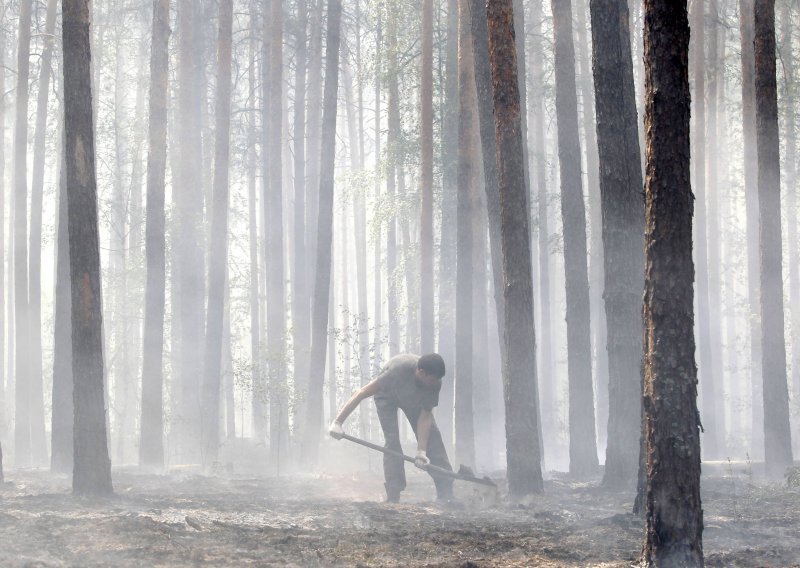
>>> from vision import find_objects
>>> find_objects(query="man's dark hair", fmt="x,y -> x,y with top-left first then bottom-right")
418,353 -> 446,378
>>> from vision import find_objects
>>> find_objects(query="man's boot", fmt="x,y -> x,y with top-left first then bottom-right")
384,483 -> 401,503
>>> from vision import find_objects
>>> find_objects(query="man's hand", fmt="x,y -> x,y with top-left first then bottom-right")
329,420 -> 345,440
414,450 -> 430,469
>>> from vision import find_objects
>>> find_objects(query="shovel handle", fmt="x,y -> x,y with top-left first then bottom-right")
338,433 -> 496,487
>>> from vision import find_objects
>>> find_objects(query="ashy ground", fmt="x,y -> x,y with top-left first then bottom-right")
0,464 -> 798,567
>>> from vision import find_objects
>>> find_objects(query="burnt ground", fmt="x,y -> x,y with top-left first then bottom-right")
0,464 -> 798,567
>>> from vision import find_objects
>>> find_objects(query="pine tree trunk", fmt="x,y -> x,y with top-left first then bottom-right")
780,0 -> 800,445
302,0 -> 342,465
0,23 -> 6,444
589,0 -> 645,488
28,0 -> 58,467
530,0 -> 554,459
754,0 -> 794,476
576,0 -> 608,450
641,0 -> 704,562
486,0 -> 544,498
63,0 -> 114,496
264,0 -> 288,465
692,0 -> 723,459
550,0 -> 598,477
386,5 -> 400,357
52,129 -> 74,474
139,0 -> 170,470
175,0 -> 206,463
372,6 -> 383,380
454,0 -> 478,470
13,0 -> 33,468
739,0 -> 764,458
293,0 -> 311,442
201,0 -> 234,468
419,0 -> 435,354
437,0 -> 458,454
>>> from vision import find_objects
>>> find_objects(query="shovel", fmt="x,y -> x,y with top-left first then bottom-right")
339,432 -> 497,488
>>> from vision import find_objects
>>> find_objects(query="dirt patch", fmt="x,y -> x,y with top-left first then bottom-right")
0,467 -> 798,566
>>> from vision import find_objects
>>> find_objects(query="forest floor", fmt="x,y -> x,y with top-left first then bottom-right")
0,460 -> 799,567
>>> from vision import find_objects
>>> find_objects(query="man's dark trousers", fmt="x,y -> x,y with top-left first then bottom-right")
374,395 -> 454,500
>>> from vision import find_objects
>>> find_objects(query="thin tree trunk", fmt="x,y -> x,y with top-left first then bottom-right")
420,0 -> 435,354
176,0 -> 206,463
247,6 -> 265,441
576,0 -> 607,451
372,6 -> 383,379
486,0 -> 544,498
641,0 -> 704,562
386,4 -> 400,357
301,0 -> 342,465
738,0 -> 764,459
293,0 -> 311,444
13,0 -> 33,468
0,22 -> 6,443
692,0 -> 723,459
52,127 -> 73,474
780,0 -> 800,448
550,0 -> 598,477
201,0 -> 234,468
589,0 -> 645,488
139,0 -> 170,470
264,0 -> 288,466
754,0 -> 794,476
28,0 -> 58,467
437,0 -> 458,453
454,0 -> 477,470
63,0 -> 114,496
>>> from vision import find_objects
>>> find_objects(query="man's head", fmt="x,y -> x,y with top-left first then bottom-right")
415,353 -> 446,388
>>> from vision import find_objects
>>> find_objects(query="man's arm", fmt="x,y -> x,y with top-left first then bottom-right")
414,409 -> 434,467
335,379 -> 380,423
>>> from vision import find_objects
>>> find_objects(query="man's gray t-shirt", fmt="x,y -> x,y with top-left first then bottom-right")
375,353 -> 441,412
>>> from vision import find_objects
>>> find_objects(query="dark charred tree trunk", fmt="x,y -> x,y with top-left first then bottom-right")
264,0 -> 288,464
754,0 -> 794,476
201,0 -> 233,468
63,0 -> 114,496
486,0 -> 544,498
589,0 -> 645,489
739,0 -> 764,458
468,0 -> 507,371
575,0 -> 607,452
13,0 -> 33,469
454,0 -> 478,470
420,0 -> 434,353
140,0 -> 170,470
437,0 -> 458,452
28,0 -> 58,467
302,0 -> 342,465
52,131 -> 73,474
550,0 -> 598,477
641,0 -> 703,562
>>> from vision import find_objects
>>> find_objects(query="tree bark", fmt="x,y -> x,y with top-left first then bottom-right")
140,0 -> 170,470
264,0 -> 288,464
641,0 -> 704,562
754,0 -> 794,476
386,4 -> 400,357
27,0 -> 58,467
589,0 -> 645,488
419,0 -> 435,354
0,21 -> 6,445
63,0 -> 114,496
550,0 -> 598,477
302,0 -> 342,465
13,0 -> 33,469
201,0 -> 234,468
486,0 -> 544,497
437,0 -> 459,453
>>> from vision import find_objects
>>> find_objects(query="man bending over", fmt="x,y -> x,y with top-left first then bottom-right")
329,353 -> 454,503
